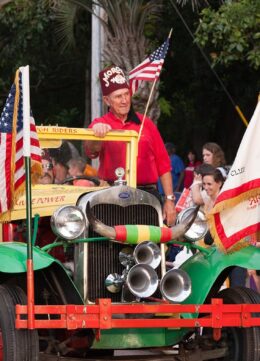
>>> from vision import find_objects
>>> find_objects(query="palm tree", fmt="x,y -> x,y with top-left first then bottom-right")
49,0 -> 216,121
50,0 -> 164,122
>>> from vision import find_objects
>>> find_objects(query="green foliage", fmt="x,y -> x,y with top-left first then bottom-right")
158,97 -> 173,117
0,1 -> 54,80
155,1 -> 259,163
45,107 -> 80,126
0,0 -> 90,126
195,0 -> 260,69
0,0 -> 258,162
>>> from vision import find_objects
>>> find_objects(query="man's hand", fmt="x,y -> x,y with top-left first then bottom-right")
163,200 -> 177,227
92,123 -> 112,138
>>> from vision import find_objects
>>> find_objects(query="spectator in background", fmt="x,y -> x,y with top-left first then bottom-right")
51,157 -> 69,184
191,165 -> 226,213
38,173 -> 53,185
158,142 -> 185,198
191,166 -> 227,247
202,142 -> 226,168
39,150 -> 54,184
49,141 -> 79,184
67,157 -> 95,187
166,143 -> 185,192
192,151 -> 247,286
183,149 -> 201,189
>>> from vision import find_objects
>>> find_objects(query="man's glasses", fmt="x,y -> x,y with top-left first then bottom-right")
42,163 -> 53,170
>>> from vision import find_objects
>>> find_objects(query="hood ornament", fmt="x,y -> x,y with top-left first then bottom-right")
114,167 -> 127,186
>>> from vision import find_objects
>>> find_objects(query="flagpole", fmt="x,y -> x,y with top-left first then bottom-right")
20,65 -> 35,329
138,29 -> 173,143
138,78 -> 157,142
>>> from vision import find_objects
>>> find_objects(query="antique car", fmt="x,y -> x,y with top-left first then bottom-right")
0,126 -> 259,361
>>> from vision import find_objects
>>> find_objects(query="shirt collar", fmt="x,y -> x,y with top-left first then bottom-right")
109,108 -> 141,125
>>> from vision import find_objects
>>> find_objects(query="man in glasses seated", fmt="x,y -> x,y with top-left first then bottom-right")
39,150 -> 54,184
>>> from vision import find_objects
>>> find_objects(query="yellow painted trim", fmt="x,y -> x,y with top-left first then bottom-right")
1,126 -> 139,222
37,127 -> 138,188
9,184 -> 108,221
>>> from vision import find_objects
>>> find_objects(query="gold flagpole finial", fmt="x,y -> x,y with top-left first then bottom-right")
168,28 -> 173,39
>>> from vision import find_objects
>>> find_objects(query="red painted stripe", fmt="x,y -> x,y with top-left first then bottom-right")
27,259 -> 35,329
115,225 -> 127,242
160,227 -> 173,242
5,133 -> 12,209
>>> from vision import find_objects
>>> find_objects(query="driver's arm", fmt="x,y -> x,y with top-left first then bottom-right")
85,123 -> 112,158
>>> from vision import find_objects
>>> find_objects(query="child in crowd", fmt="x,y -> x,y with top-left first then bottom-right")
67,157 -> 95,187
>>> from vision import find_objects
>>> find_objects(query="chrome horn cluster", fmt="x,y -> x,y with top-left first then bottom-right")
105,241 -> 192,303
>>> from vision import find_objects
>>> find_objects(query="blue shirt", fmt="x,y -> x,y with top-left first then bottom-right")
158,154 -> 184,194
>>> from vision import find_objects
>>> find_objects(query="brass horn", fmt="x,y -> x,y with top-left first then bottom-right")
160,268 -> 191,303
133,241 -> 161,269
126,264 -> 158,298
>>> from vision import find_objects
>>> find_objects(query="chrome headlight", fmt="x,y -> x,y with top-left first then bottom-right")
51,206 -> 86,240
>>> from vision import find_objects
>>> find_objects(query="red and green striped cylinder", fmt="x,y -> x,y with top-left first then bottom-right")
114,225 -> 173,244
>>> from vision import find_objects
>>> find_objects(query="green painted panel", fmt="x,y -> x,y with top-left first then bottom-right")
0,242 -> 55,273
181,245 -> 260,307
92,328 -> 167,349
2,242 -> 259,349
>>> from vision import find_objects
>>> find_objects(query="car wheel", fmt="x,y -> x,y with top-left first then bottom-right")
0,284 -> 39,361
202,287 -> 260,361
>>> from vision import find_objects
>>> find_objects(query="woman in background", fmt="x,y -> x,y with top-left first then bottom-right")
191,165 -> 247,286
202,142 -> 226,168
183,149 -> 201,189
191,166 -> 226,213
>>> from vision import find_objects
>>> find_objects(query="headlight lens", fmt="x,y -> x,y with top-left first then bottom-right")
51,206 -> 86,240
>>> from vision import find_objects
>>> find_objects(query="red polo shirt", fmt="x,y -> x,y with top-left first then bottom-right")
87,111 -> 171,185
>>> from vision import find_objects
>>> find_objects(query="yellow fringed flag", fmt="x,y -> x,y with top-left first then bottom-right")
208,101 -> 260,253
0,69 -> 42,221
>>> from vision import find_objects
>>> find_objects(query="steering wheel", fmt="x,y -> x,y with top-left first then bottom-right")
61,175 -> 100,186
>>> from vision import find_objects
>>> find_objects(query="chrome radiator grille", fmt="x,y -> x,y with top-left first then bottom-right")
87,204 -> 159,302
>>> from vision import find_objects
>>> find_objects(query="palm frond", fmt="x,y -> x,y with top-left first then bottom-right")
54,0 -> 79,52
175,0 -> 225,12
50,0 -> 165,121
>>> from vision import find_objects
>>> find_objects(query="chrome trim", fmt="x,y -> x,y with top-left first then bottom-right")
75,185 -> 163,303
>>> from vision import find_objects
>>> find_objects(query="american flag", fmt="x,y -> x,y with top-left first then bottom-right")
129,38 -> 170,95
0,69 -> 42,219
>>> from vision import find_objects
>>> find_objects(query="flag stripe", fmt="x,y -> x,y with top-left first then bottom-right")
0,133 -> 9,212
129,39 -> 169,95
0,69 -> 42,219
213,212 -> 260,250
215,178 -> 260,205
209,101 -> 260,252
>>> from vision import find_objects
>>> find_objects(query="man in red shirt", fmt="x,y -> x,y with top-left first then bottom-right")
85,65 -> 176,226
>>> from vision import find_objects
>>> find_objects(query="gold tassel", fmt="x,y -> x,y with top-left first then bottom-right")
211,189 -> 260,214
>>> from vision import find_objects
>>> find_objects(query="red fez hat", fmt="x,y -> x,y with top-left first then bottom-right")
99,65 -> 129,96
